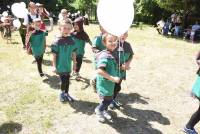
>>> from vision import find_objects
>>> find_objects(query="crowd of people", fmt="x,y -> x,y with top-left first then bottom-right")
0,12 -> 13,40
156,13 -> 200,43
2,2 -> 200,133
0,2 -> 134,123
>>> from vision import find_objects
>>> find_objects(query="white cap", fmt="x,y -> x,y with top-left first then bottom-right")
36,3 -> 42,6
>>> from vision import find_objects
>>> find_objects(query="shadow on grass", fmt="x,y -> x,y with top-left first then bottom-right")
71,76 -> 90,90
67,92 -> 170,133
109,107 -> 170,134
43,74 -> 60,90
42,59 -> 52,66
83,58 -> 92,64
0,121 -> 22,134
117,93 -> 149,105
69,100 -> 98,115
107,93 -> 170,134
11,41 -> 20,45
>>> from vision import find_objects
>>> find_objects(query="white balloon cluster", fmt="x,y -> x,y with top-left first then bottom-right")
97,0 -> 134,37
2,11 -> 8,17
1,11 -> 8,22
11,2 -> 28,18
11,2 -> 28,29
13,19 -> 21,29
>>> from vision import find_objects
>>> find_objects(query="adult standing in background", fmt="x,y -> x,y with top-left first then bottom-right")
174,15 -> 181,36
58,9 -> 69,24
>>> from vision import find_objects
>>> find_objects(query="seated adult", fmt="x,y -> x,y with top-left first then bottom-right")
174,16 -> 181,36
191,21 -> 200,42
163,20 -> 170,35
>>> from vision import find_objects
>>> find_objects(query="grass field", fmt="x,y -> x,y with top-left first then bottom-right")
0,24 -> 200,134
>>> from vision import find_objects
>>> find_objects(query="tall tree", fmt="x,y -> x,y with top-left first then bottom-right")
135,0 -> 170,24
154,0 -> 200,28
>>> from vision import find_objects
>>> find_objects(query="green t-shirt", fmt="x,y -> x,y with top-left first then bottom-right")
93,35 -> 106,69
74,38 -> 86,56
113,41 -> 134,79
96,50 -> 118,96
92,35 -> 106,51
30,30 -> 47,57
51,36 -> 76,74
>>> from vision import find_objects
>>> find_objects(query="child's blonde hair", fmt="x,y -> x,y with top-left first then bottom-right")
59,19 -> 73,28
102,33 -> 114,42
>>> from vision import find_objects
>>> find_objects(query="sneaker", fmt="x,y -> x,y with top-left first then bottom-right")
60,92 -> 68,102
40,73 -> 45,77
95,107 -> 105,123
103,110 -> 112,120
115,100 -> 123,107
75,72 -> 81,80
71,72 -> 76,76
65,93 -> 74,102
183,126 -> 198,134
109,100 -> 121,109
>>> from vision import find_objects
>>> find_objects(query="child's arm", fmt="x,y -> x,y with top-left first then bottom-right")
97,68 -> 120,83
125,54 -> 133,66
121,54 -> 133,71
72,52 -> 77,71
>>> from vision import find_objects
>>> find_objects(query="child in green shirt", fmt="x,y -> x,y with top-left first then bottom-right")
90,26 -> 107,92
72,17 -> 92,80
51,19 -> 77,102
92,26 -> 107,53
95,33 -> 120,123
29,18 -> 47,77
184,50 -> 200,134
111,32 -> 134,109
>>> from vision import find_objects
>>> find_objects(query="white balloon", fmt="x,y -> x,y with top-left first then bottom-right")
20,2 -> 26,9
1,17 -> 5,22
2,11 -> 8,17
11,3 -> 28,18
13,19 -> 21,28
97,0 -> 134,36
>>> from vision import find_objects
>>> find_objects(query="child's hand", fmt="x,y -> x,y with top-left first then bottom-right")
125,62 -> 131,70
112,77 -> 121,83
121,63 -> 131,71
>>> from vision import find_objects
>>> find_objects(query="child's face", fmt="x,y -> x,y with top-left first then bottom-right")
62,12 -> 68,18
29,5 -> 37,13
74,23 -> 79,31
60,24 -> 72,36
120,32 -> 128,41
34,21 -> 41,30
104,34 -> 117,51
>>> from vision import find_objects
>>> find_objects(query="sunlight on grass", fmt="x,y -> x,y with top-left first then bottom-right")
0,24 -> 200,133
